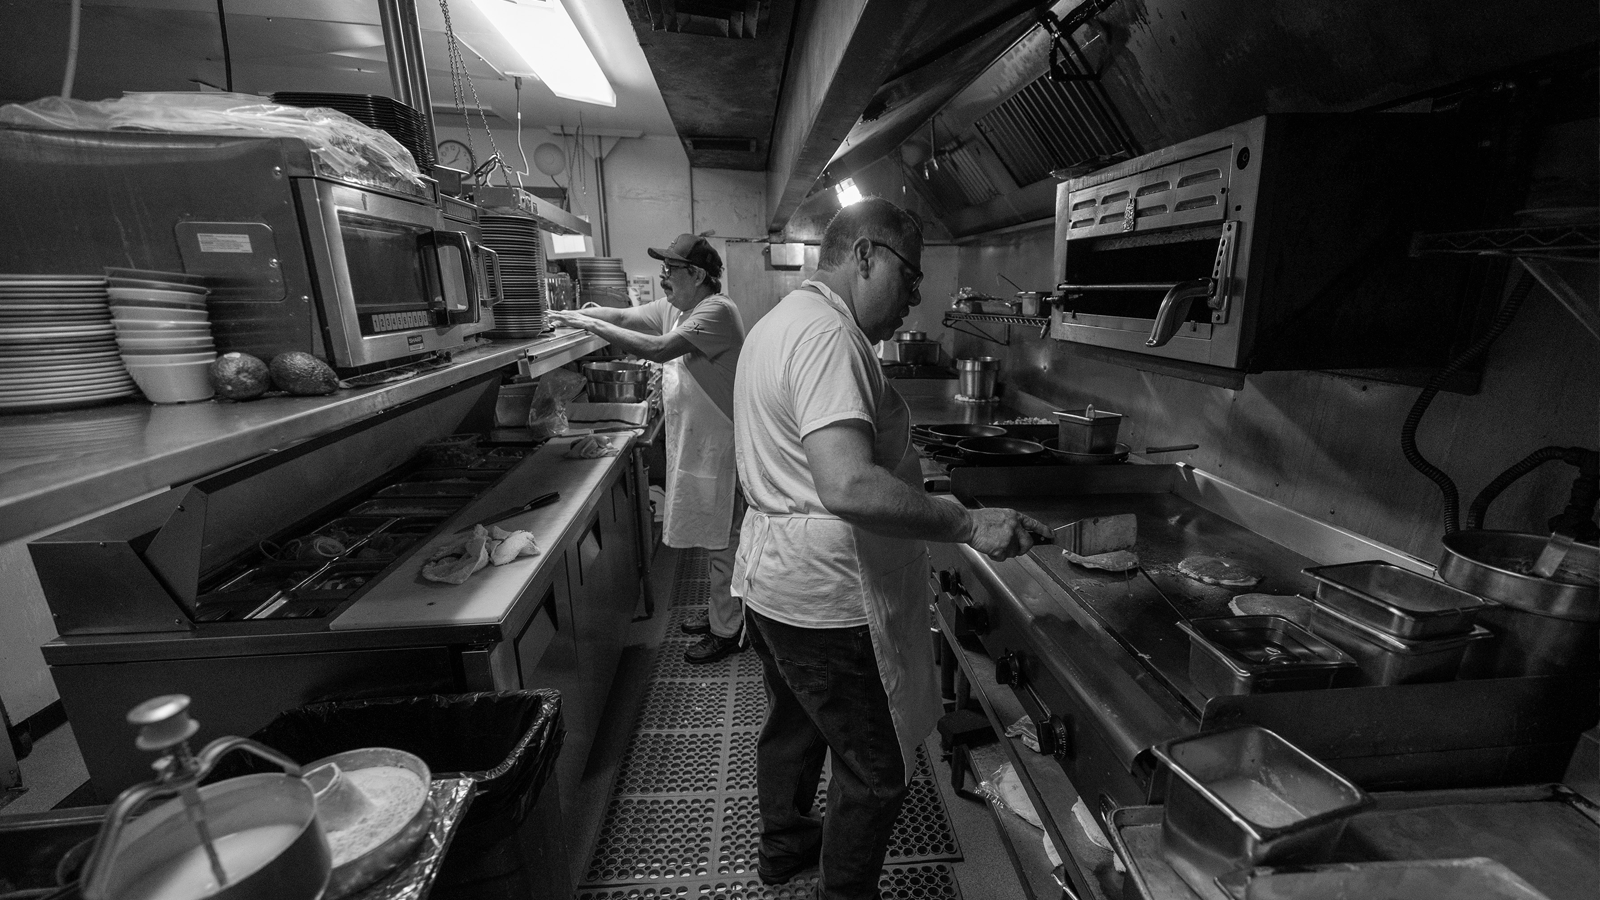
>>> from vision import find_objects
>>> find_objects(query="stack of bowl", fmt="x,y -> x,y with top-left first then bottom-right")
106,268 -> 216,403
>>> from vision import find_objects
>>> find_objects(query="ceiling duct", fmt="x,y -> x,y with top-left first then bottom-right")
684,136 -> 759,152
634,0 -> 770,38
975,70 -> 1132,188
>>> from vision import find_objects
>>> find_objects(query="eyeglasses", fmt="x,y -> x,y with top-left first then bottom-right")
660,262 -> 696,277
869,241 -> 923,297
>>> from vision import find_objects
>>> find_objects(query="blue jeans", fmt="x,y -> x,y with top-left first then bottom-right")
746,607 -> 909,900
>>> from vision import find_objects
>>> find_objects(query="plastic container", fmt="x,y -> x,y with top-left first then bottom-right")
1152,725 -> 1371,896
1303,560 -> 1493,639
1181,616 -> 1357,698
1308,599 -> 1493,685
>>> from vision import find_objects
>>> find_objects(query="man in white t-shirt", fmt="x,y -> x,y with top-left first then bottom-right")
550,234 -> 746,664
732,198 -> 1047,899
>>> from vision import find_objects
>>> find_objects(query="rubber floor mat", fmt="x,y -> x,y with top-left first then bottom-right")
581,548 -> 963,892
575,863 -> 965,900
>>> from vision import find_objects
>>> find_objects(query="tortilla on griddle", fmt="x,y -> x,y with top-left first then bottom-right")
1063,548 -> 1140,572
1177,555 -> 1263,588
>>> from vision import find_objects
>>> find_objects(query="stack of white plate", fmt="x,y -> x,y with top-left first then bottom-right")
0,275 -> 136,413
107,269 -> 216,403
576,257 -> 630,308
481,214 -> 548,338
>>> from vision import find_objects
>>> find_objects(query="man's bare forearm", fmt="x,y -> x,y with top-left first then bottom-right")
820,464 -> 973,542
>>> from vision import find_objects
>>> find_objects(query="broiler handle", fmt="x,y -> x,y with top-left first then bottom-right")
1145,278 -> 1215,347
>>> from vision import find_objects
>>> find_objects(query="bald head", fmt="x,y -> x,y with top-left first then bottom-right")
817,197 -> 924,271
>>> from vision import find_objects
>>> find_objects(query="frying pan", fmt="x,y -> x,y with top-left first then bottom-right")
913,422 -> 1007,442
1042,438 -> 1130,465
927,436 -> 1046,467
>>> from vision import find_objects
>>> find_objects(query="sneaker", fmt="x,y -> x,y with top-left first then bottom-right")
757,843 -> 821,885
685,631 -> 741,664
680,610 -> 710,635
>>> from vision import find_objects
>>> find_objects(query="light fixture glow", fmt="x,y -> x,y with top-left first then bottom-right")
469,0 -> 616,107
835,177 -> 864,207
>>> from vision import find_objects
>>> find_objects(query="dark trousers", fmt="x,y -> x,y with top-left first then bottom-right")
746,607 -> 909,900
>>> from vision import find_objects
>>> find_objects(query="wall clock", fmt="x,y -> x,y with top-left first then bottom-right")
436,139 -> 475,171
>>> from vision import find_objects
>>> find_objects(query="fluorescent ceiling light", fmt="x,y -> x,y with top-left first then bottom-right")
469,0 -> 616,107
835,177 -> 864,207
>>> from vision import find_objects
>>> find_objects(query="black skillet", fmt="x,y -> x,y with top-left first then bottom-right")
912,423 -> 1007,442
926,436 -> 1047,467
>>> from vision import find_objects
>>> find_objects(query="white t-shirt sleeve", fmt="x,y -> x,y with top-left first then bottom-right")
786,324 -> 878,439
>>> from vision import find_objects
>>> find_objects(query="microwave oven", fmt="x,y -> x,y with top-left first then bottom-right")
1049,114 -> 1486,379
0,127 -> 501,375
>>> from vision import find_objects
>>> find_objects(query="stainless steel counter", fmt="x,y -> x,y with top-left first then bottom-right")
0,330 -> 603,544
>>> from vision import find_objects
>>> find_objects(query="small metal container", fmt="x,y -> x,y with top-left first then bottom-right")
1053,405 -> 1123,453
1180,616 -> 1357,698
1153,725 -> 1372,896
956,357 -> 1001,400
1308,599 -> 1494,685
1304,560 -> 1493,640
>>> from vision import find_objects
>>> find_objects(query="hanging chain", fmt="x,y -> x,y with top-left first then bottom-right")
437,0 -> 509,185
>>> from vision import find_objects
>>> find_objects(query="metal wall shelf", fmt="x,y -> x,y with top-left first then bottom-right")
942,311 -> 1052,345
1411,220 -> 1599,342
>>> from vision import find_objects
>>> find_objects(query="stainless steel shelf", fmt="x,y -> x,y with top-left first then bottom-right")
943,311 -> 1053,344
1409,222 -> 1598,259
0,330 -> 605,545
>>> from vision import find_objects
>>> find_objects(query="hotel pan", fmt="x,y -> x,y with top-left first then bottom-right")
1180,616 -> 1356,698
1308,599 -> 1493,686
1304,560 -> 1493,639
1152,725 -> 1371,896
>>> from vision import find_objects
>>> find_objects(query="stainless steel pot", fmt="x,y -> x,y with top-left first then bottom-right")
1437,530 -> 1599,677
583,360 -> 649,403
1437,531 -> 1598,621
956,357 -> 1000,400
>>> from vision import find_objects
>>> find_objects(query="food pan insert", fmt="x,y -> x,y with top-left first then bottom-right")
1152,725 -> 1371,896
1304,560 -> 1493,639
1180,615 -> 1357,698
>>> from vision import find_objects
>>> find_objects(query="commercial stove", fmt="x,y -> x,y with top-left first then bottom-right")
930,463 -> 1597,823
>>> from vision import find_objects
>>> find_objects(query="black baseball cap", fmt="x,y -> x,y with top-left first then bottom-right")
647,233 -> 722,277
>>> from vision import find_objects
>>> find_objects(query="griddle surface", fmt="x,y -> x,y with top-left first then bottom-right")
974,490 -> 1322,712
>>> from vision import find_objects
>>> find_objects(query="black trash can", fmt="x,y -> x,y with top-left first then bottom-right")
219,690 -> 566,900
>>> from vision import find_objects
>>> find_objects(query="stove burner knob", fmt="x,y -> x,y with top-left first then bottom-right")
1048,715 -> 1072,760
995,651 -> 1024,688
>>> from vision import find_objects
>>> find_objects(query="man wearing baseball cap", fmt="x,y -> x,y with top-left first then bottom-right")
550,233 -> 747,663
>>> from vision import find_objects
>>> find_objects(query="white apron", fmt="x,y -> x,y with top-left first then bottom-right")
736,392 -> 941,777
662,348 -> 738,550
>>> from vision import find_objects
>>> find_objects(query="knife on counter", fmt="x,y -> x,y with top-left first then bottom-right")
455,491 -> 561,533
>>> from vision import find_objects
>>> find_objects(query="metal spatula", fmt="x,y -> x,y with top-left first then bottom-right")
1530,531 -> 1576,579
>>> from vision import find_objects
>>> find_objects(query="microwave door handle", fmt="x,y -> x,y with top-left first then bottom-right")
432,230 -> 479,325
1145,278 -> 1215,347
475,242 -> 503,308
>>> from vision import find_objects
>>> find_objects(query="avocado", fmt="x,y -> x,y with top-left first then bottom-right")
269,351 -> 340,396
209,352 -> 272,401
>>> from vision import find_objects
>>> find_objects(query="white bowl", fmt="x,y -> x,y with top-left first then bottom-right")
126,358 -> 214,403
110,306 -> 209,323
113,321 -> 213,334
121,350 -> 217,366
117,338 -> 217,353
107,286 -> 208,307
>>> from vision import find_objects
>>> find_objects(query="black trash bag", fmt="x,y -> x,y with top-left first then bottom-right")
212,690 -> 563,843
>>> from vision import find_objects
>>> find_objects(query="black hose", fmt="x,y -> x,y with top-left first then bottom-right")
216,0 -> 233,92
1467,446 -> 1577,530
1400,271 -> 1536,533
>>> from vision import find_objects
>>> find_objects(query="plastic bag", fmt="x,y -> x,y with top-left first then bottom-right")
0,93 -> 424,194
1005,716 -> 1041,753
526,368 -> 588,439
975,762 -> 1043,829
